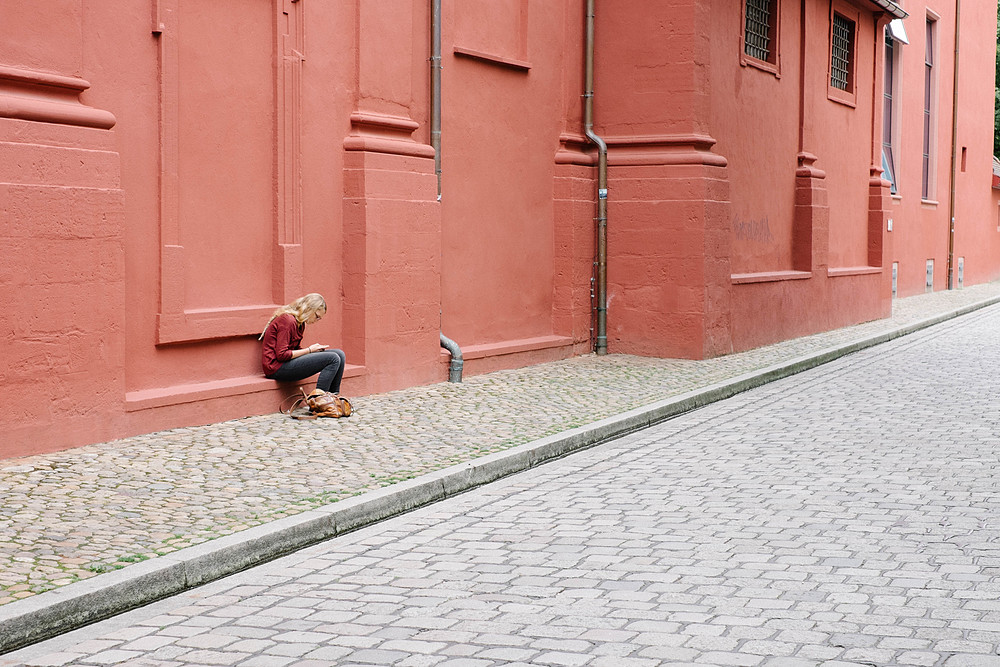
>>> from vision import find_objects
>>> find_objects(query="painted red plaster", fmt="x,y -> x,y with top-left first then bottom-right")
1,0 -> 997,457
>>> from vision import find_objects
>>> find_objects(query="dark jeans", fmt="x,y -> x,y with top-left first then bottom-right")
268,349 -> 346,393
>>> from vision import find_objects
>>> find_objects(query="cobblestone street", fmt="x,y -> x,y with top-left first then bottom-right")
6,296 -> 1000,665
2,284 -> 999,616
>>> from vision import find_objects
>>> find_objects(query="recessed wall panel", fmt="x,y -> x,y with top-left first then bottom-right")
176,0 -> 274,309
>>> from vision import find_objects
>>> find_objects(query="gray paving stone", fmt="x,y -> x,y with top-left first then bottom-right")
343,648 -> 411,664
18,652 -> 85,667
80,650 -> 146,665
895,653 -> 941,667
298,646 -> 354,662
794,644 -> 844,661
174,633 -> 238,649
741,640 -> 798,657
532,651 -> 593,666
395,656 -> 447,667
260,642 -> 314,658
589,657 -> 659,667
472,646 -> 539,661
235,657 -> 296,667
120,636 -> 179,652
145,646 -> 190,660
172,649 -> 250,665
701,652 -> 766,666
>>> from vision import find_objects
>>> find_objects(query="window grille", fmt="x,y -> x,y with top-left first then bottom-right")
831,13 -> 854,91
744,0 -> 773,62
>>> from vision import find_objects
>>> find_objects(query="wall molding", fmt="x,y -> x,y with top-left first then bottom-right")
454,47 -> 531,71
456,334 -> 574,361
125,365 -> 365,412
554,133 -> 595,166
731,270 -> 812,285
555,132 -> 728,168
155,0 -> 304,344
828,266 -> 882,277
555,132 -> 729,167
343,112 -> 435,158
0,65 -> 116,129
605,134 -> 728,167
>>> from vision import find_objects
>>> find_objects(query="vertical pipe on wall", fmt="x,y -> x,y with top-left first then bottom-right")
431,0 -> 442,199
798,0 -> 807,154
584,0 -> 608,355
947,0 -> 961,289
432,0 -> 461,381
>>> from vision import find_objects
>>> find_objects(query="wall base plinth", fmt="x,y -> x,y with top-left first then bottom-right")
605,159 -> 733,360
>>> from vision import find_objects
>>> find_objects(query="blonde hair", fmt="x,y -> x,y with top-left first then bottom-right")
259,293 -> 327,339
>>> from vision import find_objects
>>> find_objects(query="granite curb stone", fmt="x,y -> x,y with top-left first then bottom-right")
2,286 -> 1000,654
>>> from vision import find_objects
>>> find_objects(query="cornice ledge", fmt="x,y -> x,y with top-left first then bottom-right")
0,65 -> 116,129
796,152 -> 827,179
555,132 -> 597,166
868,164 -> 892,189
344,111 -> 435,159
604,133 -> 727,167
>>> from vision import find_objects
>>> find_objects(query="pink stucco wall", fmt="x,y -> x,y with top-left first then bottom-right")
440,0 -> 563,346
886,2 -> 1000,295
718,0 -> 895,352
2,0 -> 998,458
1,1 -> 127,453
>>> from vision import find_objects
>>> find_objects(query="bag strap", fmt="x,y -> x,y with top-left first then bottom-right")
279,390 -> 317,420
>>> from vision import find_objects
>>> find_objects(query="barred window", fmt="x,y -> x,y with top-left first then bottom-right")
830,13 -> 855,92
744,0 -> 778,64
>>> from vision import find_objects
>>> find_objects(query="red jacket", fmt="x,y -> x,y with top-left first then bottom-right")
261,313 -> 304,376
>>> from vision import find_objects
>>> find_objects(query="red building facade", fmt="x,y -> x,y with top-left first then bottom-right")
1,0 -> 997,458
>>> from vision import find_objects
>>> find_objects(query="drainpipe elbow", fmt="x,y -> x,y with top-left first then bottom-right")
585,128 -> 607,154
440,332 -> 464,383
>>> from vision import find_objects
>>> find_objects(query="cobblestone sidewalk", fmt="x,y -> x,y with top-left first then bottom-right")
2,283 -> 1000,612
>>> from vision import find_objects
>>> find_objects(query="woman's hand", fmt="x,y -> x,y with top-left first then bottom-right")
290,343 -> 329,359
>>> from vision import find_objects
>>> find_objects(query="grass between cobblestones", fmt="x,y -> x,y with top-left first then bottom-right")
1,283 -> 1000,607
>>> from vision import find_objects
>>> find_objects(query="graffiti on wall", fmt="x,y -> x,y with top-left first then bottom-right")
732,215 -> 773,243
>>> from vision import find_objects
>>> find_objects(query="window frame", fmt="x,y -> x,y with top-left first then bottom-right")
882,27 -> 901,195
921,13 -> 939,202
741,0 -> 781,77
827,2 -> 860,107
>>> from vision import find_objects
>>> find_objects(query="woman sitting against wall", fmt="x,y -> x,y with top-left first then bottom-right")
259,293 -> 346,401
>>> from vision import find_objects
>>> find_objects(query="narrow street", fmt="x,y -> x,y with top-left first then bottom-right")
7,306 -> 1000,666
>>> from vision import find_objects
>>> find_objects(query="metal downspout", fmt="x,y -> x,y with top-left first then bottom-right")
431,0 -> 442,200
432,1 -> 461,381
585,0 -> 609,356
440,333 -> 463,383
947,0 -> 961,289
